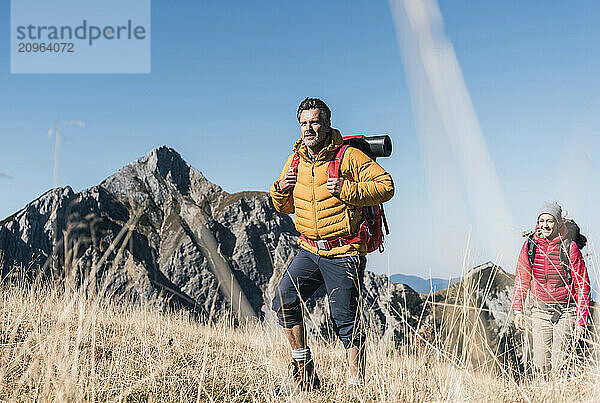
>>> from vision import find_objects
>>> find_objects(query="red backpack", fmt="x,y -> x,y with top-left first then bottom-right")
289,135 -> 390,253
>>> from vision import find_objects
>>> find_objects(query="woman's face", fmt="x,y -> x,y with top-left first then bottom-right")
537,213 -> 559,239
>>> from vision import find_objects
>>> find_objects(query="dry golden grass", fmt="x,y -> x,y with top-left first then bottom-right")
1,273 -> 599,403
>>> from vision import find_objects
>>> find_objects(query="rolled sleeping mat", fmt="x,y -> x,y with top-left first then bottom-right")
344,134 -> 393,159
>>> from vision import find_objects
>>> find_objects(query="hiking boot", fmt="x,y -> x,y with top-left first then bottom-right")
289,359 -> 321,391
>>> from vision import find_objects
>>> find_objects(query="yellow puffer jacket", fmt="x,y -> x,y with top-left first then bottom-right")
270,129 -> 394,257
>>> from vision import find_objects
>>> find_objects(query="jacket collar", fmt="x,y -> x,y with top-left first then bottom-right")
293,128 -> 344,163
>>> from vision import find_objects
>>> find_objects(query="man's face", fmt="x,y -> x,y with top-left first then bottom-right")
299,108 -> 330,149
537,213 -> 559,239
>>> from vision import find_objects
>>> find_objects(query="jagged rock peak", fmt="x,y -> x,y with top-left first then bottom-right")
464,261 -> 505,278
132,146 -> 193,191
142,146 -> 192,194
100,146 -> 222,205
144,145 -> 188,172
17,186 -> 76,218
30,186 -> 75,204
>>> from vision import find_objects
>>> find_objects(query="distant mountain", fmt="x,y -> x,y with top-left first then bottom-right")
389,273 -> 459,294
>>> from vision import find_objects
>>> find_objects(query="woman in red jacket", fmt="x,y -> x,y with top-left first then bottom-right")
512,201 -> 590,375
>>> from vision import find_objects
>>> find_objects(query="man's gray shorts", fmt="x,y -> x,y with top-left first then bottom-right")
271,248 -> 366,349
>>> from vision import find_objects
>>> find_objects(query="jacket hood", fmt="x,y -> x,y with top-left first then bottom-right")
533,221 -> 568,244
293,128 -> 344,162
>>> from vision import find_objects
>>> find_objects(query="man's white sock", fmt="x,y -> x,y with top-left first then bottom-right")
291,347 -> 311,362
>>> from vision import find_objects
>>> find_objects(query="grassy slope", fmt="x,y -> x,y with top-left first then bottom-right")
1,278 -> 599,402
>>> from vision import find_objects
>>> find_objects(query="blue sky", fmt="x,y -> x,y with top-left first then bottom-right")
1,1 -> 599,282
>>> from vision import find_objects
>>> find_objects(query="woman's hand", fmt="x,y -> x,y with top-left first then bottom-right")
514,311 -> 525,331
574,323 -> 586,340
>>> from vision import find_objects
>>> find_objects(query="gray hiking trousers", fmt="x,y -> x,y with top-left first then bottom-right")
531,302 -> 576,374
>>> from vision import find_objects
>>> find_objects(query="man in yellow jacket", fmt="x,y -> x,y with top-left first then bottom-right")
271,97 -> 394,391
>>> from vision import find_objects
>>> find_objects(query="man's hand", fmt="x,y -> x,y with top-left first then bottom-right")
514,311 -> 525,331
327,177 -> 344,195
277,170 -> 297,192
574,323 -> 586,341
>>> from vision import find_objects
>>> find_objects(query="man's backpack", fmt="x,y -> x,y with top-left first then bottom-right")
289,135 -> 390,253
523,218 -> 587,285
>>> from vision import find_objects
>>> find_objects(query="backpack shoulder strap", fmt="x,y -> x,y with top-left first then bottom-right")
289,153 -> 300,174
526,236 -> 537,268
559,238 -> 573,285
328,145 -> 349,178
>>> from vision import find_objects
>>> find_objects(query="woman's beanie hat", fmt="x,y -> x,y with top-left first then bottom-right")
538,200 -> 562,222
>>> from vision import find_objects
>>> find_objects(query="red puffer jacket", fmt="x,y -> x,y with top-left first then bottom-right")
512,223 -> 590,326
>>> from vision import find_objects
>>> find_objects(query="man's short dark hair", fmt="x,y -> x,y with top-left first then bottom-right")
297,97 -> 331,125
